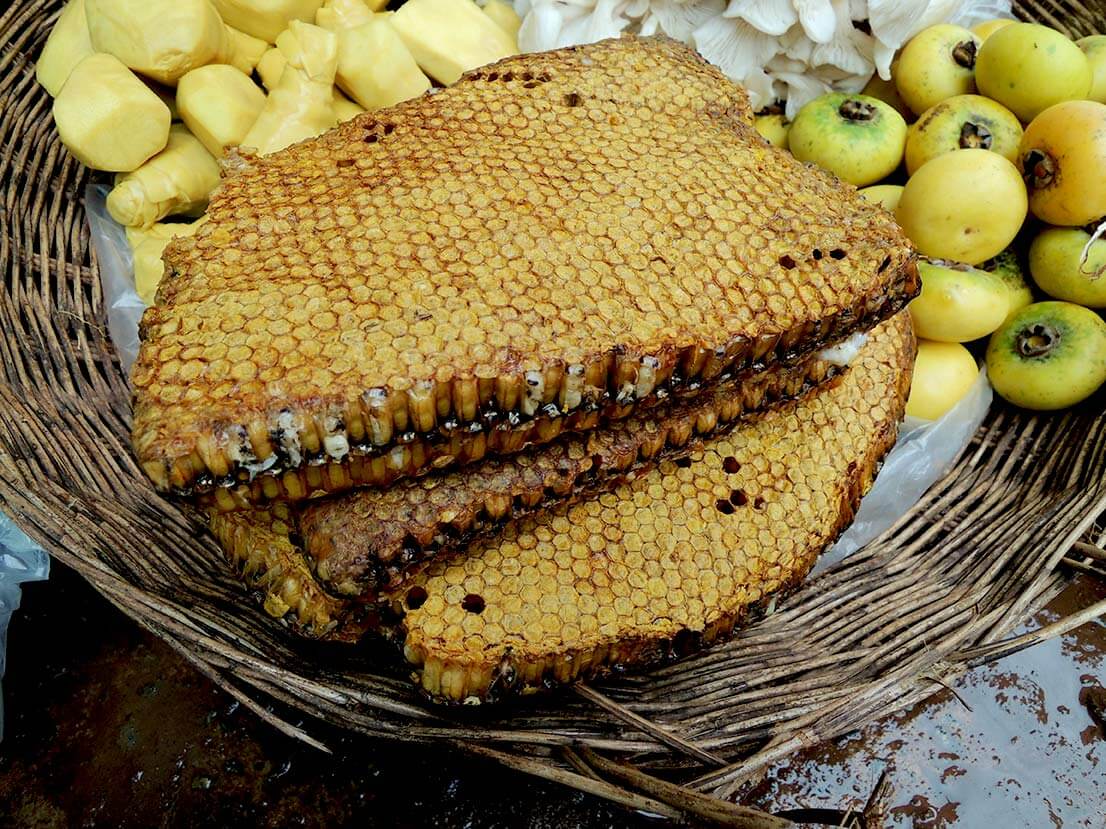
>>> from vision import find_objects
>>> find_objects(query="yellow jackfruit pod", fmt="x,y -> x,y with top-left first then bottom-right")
85,0 -> 232,86
143,80 -> 180,121
211,0 -> 325,43
53,54 -> 172,172
315,0 -> 374,30
226,26 -> 269,74
35,0 -> 95,96
241,21 -> 339,155
391,0 -> 517,86
481,0 -> 521,40
332,90 -> 365,121
107,124 -> 221,228
256,46 -> 286,90
178,65 -> 267,157
334,16 -> 430,110
128,218 -> 205,305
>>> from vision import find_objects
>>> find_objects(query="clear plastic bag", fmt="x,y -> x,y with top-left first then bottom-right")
815,367 -> 993,574
86,183 -> 144,374
0,516 -> 51,739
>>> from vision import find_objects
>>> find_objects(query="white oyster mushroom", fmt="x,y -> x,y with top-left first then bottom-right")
793,0 -> 836,44
766,53 -> 809,74
517,2 -> 566,51
722,0 -> 797,37
692,15 -> 780,108
915,0 -> 966,31
775,70 -> 832,117
638,0 -> 726,41
867,0 -> 930,50
555,0 -> 632,47
811,0 -> 874,76
871,38 -> 897,79
780,23 -> 815,62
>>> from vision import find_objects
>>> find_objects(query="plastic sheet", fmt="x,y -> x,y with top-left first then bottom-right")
0,516 -> 51,739
817,367 -> 994,573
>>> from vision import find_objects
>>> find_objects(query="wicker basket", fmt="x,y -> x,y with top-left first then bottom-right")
2,0 -> 1105,821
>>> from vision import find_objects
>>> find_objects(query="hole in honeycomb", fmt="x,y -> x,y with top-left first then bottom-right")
502,71 -> 514,82
674,456 -> 692,468
462,593 -> 486,614
878,256 -> 892,272
563,92 -> 583,107
336,158 -> 354,168
715,499 -> 735,515
830,248 -> 847,260
364,134 -> 379,144
486,72 -> 499,81
722,456 -> 740,474
383,124 -> 395,135
754,496 -> 766,510
730,489 -> 748,507
405,586 -> 428,610
812,248 -> 824,260
778,254 -> 797,269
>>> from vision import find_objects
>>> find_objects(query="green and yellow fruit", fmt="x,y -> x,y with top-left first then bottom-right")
981,247 -> 1034,323
1029,226 -> 1106,308
909,259 -> 1009,342
986,301 -> 1106,410
905,94 -> 1022,175
788,93 -> 907,186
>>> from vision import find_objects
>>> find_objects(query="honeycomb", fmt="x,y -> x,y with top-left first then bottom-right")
386,313 -> 914,702
131,35 -> 918,504
297,348 -> 842,600
210,314 -> 914,702
209,501 -> 359,638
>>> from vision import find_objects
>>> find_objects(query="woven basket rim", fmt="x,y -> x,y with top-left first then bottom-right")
2,0 -> 1105,818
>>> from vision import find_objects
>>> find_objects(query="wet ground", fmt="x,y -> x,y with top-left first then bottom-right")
0,563 -> 1102,828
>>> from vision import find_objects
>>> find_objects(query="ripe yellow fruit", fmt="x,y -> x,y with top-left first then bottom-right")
754,114 -> 790,148
972,18 -> 1015,42
1078,35 -> 1106,103
858,184 -> 903,212
895,24 -> 980,115
895,149 -> 1027,265
1020,100 -> 1106,227
909,260 -> 1009,343
906,340 -> 979,420
976,23 -> 1092,122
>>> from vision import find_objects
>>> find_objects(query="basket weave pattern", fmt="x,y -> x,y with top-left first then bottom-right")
1,0 -> 1104,815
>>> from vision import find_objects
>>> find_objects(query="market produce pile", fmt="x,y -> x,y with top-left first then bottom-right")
757,18 -> 1106,416
32,1 -> 1106,703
